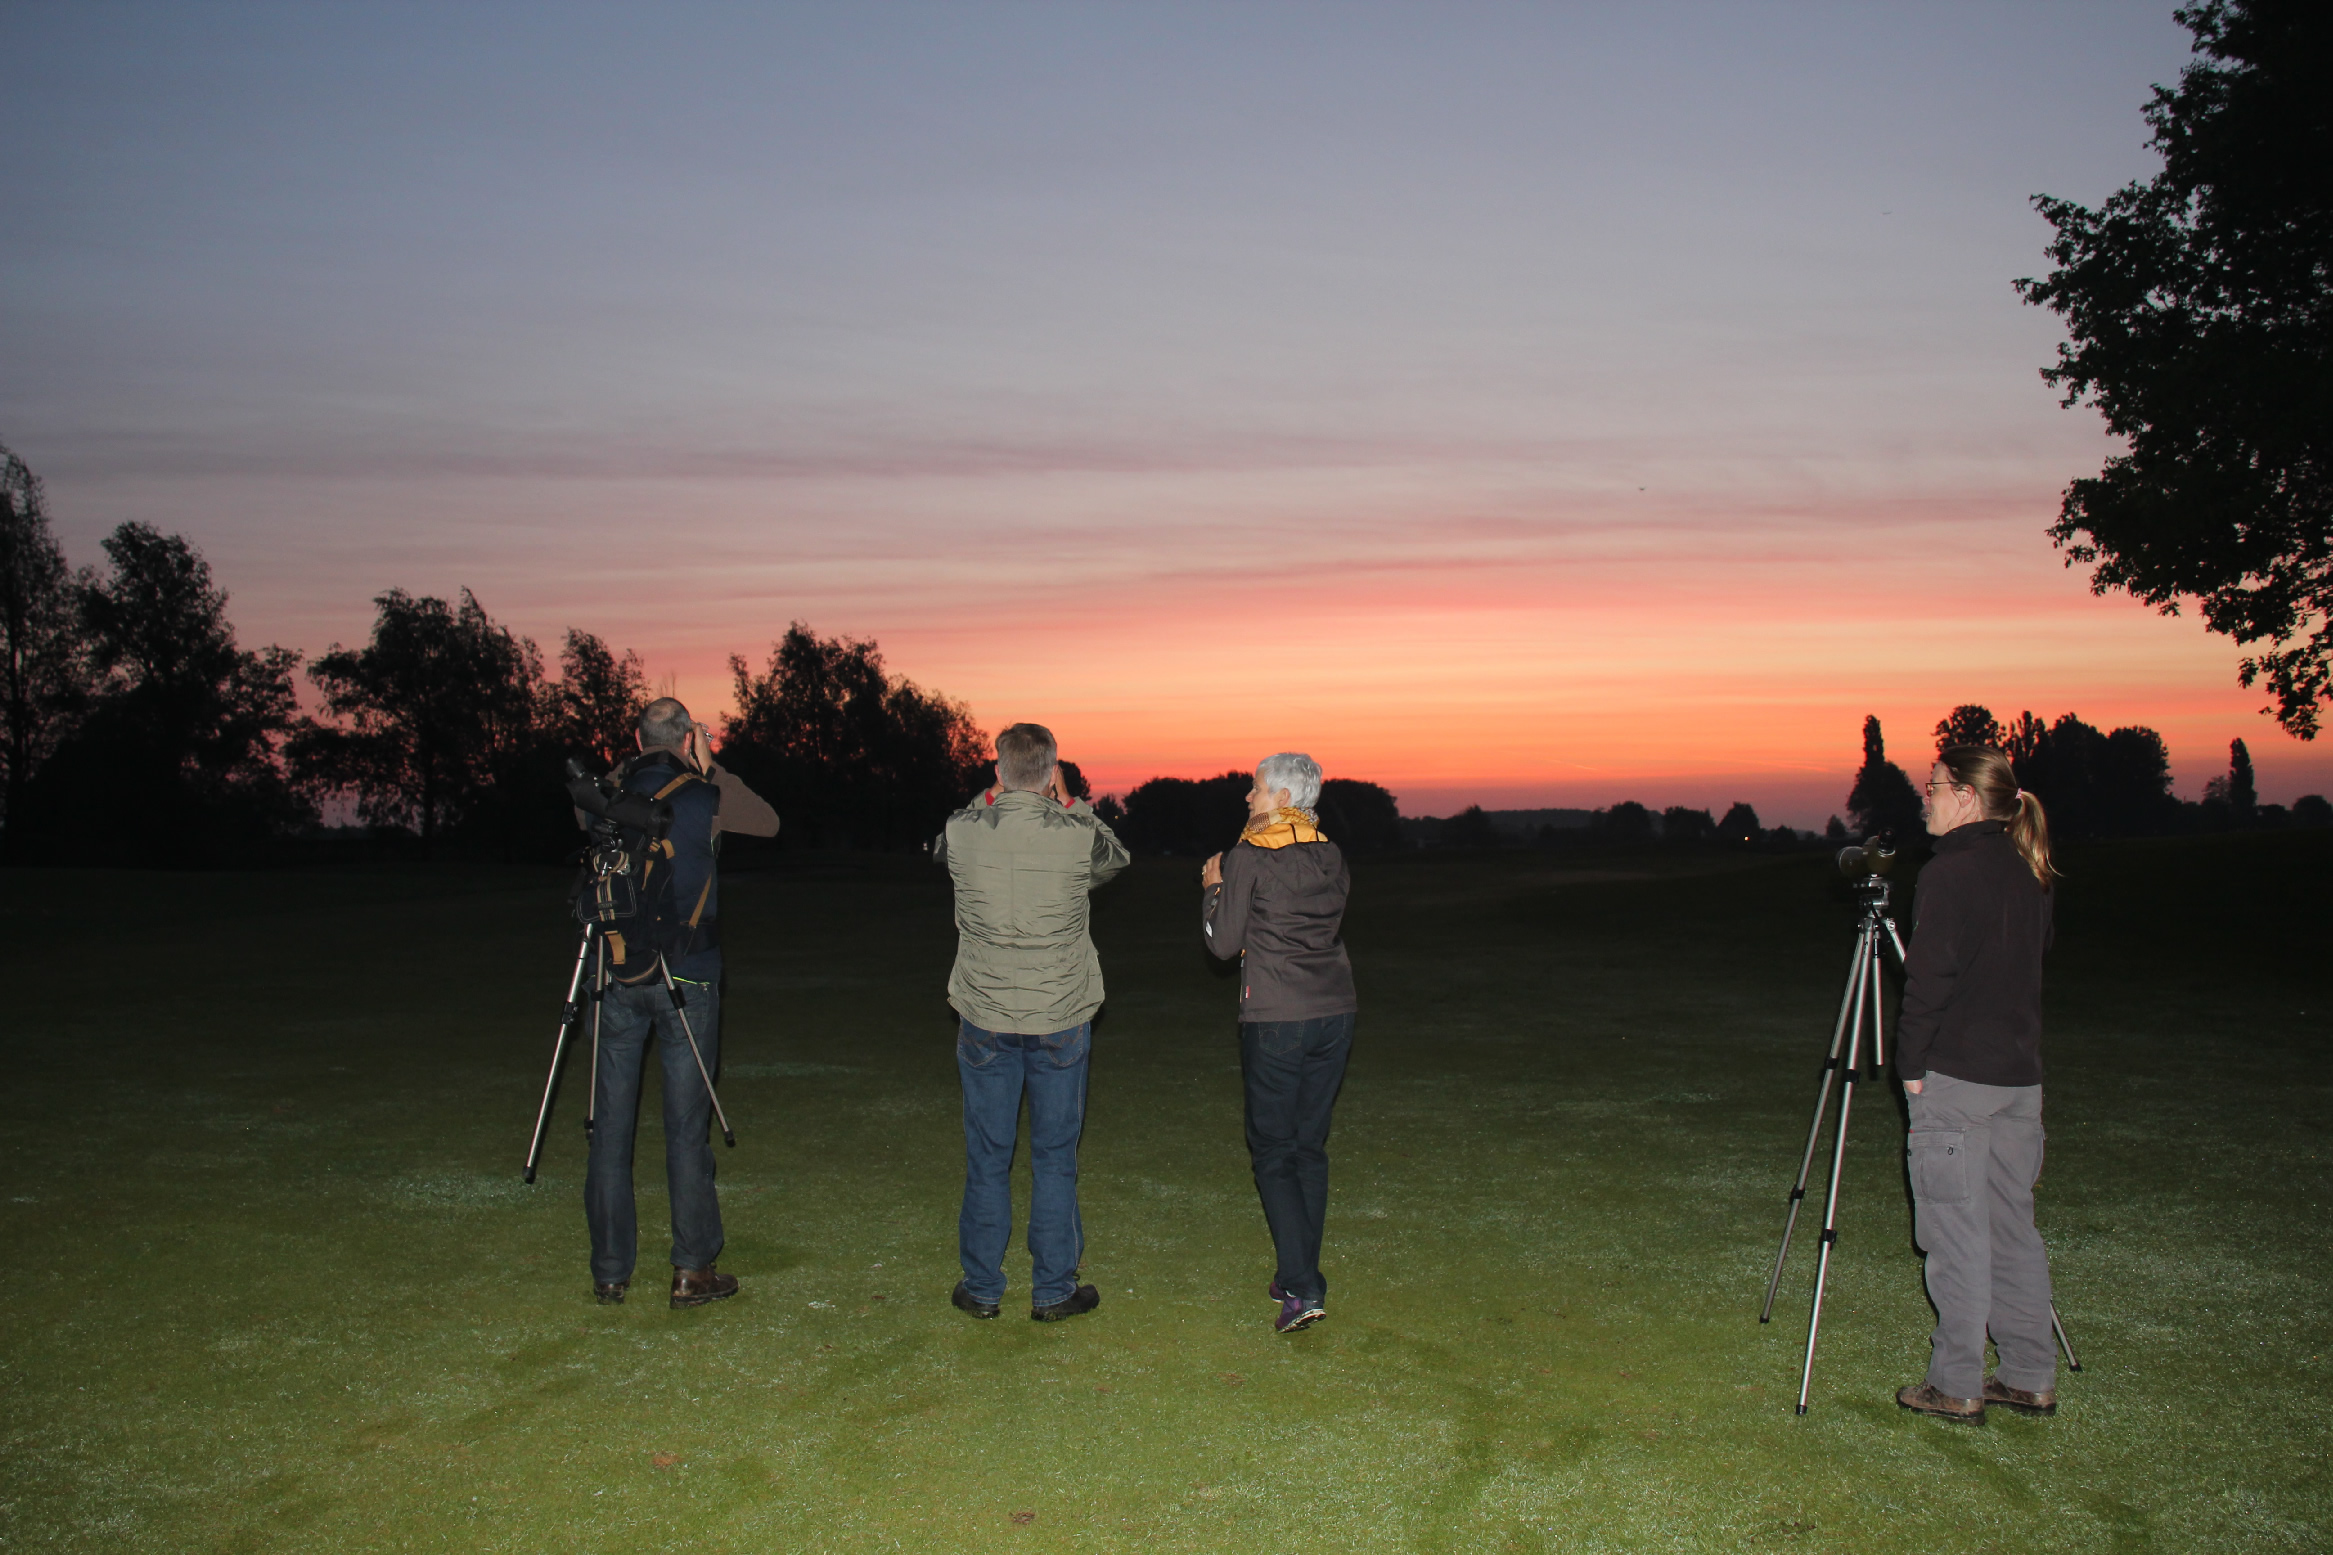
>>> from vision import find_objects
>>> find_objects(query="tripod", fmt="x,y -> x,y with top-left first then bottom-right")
522,921 -> 736,1183
1760,874 -> 2082,1411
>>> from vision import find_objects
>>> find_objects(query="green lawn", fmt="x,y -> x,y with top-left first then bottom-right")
2,834 -> 2326,1552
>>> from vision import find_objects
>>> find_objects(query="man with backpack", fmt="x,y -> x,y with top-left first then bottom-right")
585,697 -> 777,1308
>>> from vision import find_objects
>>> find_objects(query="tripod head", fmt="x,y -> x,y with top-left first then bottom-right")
1835,838 -> 1900,928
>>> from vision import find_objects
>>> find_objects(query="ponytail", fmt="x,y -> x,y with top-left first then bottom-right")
2007,789 -> 2057,889
1938,743 -> 2057,889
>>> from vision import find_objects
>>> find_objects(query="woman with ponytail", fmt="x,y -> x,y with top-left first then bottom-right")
1893,744 -> 2062,1422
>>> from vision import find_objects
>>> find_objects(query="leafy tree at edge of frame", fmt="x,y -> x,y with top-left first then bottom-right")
2016,0 -> 2333,737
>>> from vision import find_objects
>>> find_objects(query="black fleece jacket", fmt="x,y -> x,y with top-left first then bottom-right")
1895,819 -> 2053,1087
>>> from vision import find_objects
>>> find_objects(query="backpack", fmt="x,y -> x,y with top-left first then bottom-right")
572,755 -> 713,985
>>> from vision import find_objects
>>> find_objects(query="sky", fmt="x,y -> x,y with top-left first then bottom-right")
5,1 -> 2326,823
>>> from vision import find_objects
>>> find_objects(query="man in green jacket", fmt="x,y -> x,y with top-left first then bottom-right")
933,722 -> 1130,1322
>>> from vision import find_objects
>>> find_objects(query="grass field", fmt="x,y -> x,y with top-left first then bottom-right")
2,832 -> 2327,1552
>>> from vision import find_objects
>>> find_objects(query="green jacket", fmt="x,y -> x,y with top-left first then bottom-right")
935,789 -> 1131,1033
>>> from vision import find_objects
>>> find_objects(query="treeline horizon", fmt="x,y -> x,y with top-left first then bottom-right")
4,444 -> 2325,867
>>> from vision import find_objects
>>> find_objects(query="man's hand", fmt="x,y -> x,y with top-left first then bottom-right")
684,721 -> 713,774
1904,1078 -> 1924,1095
1201,852 -> 1223,889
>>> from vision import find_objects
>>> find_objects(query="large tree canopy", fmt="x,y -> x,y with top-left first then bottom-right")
296,589 -> 542,844
2016,0 -> 2333,735
721,623 -> 989,850
13,522 -> 305,862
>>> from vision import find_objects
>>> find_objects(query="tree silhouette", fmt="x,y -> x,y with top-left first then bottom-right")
295,589 -> 542,846
0,444 -> 88,844
721,623 -> 987,850
1596,801 -> 1656,844
2204,736 -> 2259,821
1055,760 -> 1093,801
1934,704 -> 2007,754
1717,801 -> 1762,843
2004,709 -> 2181,836
1662,805 -> 1717,843
2016,0 -> 2333,736
15,523 -> 305,863
546,629 -> 647,770
1318,777 -> 1404,853
1846,716 -> 1924,841
1118,771 -> 1248,856
2098,725 -> 2181,833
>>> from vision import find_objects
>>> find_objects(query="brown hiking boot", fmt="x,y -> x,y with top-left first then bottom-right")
1983,1377 -> 2058,1416
1896,1382 -> 1984,1422
670,1265 -> 739,1309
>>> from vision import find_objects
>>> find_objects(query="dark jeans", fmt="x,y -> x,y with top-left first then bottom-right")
586,978 -> 724,1286
1241,1012 -> 1354,1305
957,1019 -> 1090,1309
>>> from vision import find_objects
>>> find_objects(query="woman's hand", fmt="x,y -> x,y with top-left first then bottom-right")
1201,853 -> 1223,889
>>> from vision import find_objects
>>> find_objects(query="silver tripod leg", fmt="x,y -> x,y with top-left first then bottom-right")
1762,924 -> 1873,1323
524,925 -> 595,1182
657,958 -> 736,1148
1876,919 -> 1908,1069
585,935 -> 605,1141
2052,1303 -> 2083,1372
1797,931 -> 1877,1414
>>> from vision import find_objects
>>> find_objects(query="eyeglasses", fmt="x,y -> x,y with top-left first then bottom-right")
1924,781 -> 1970,796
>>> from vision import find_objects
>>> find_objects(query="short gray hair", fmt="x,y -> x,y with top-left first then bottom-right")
1257,751 -> 1323,810
639,697 -> 692,750
995,722 -> 1058,791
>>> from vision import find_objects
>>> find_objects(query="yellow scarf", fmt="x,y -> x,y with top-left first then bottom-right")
1240,807 -> 1327,849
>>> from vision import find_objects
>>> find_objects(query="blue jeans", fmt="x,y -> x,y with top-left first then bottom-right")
1241,1012 -> 1354,1305
956,1019 -> 1090,1308
586,978 -> 724,1286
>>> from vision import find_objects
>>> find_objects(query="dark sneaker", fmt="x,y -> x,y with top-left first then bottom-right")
1896,1382 -> 1984,1422
951,1280 -> 1001,1320
1267,1280 -> 1289,1303
594,1281 -> 628,1306
1275,1291 -> 1326,1333
1031,1284 -> 1101,1322
670,1265 -> 739,1309
1983,1377 -> 2058,1416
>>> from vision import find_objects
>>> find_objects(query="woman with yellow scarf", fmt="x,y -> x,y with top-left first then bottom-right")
1201,752 -> 1360,1334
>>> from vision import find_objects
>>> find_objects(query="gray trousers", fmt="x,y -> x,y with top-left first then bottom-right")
1907,1072 -> 2056,1398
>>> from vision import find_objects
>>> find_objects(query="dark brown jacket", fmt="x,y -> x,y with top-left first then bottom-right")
1896,820 -> 2053,1087
1203,835 -> 1358,1022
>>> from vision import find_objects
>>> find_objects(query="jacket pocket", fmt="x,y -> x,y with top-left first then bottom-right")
1906,1129 -> 1970,1206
